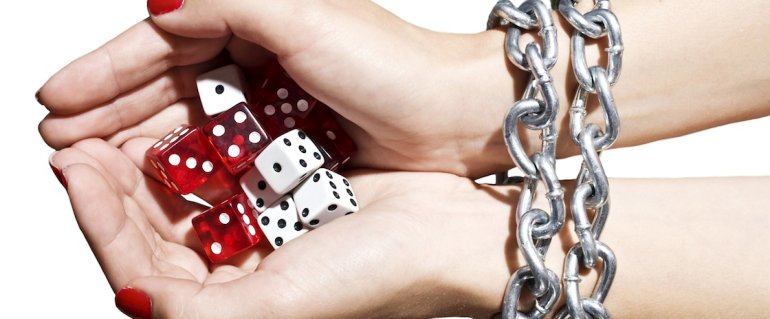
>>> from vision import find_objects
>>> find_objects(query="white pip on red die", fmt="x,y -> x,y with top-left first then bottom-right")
254,129 -> 325,194
257,196 -> 308,249
196,64 -> 247,117
240,167 -> 281,213
293,169 -> 359,228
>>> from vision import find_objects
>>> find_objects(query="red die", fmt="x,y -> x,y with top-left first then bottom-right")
192,193 -> 264,263
146,125 -> 221,194
248,61 -> 318,136
203,103 -> 272,174
305,106 -> 357,171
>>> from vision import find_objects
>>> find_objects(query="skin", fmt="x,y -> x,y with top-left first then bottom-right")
38,0 -> 770,318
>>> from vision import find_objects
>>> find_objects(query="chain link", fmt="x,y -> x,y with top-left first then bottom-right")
488,0 -> 624,318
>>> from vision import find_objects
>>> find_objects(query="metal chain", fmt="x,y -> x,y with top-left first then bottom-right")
555,0 -> 622,317
488,0 -> 623,318
488,1 -> 565,318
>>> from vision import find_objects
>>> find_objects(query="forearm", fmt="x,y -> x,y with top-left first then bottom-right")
465,176 -> 770,317
453,0 -> 770,177
589,177 -> 770,317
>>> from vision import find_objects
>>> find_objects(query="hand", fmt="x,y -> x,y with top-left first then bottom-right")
49,137 -> 524,318
38,1 -> 521,178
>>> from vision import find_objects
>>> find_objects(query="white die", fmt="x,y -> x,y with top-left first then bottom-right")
196,64 -> 247,116
257,196 -> 308,249
240,167 -> 282,213
293,169 -> 359,228
255,129 -> 325,194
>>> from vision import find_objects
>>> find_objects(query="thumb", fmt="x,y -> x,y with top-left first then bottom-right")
146,0 -> 315,57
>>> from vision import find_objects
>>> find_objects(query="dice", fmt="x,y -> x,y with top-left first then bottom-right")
240,167 -> 282,213
203,103 -> 272,174
197,64 -> 247,117
192,193 -> 264,263
255,129 -> 325,194
305,106 -> 357,171
249,61 -> 318,136
293,169 -> 359,227
257,196 -> 308,249
146,125 -> 220,194
145,63 -> 363,259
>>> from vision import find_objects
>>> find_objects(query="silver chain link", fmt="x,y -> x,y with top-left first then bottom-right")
488,0 -> 623,318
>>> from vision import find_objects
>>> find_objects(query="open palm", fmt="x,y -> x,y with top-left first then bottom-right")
50,137 -> 523,318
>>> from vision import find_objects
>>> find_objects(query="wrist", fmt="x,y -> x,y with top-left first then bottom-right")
445,22 -> 584,178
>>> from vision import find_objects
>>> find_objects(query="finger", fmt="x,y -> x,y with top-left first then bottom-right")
39,59 -> 219,149
148,0 -> 341,56
104,98 -> 208,147
38,63 -> 211,149
121,137 -> 242,205
121,270 -> 285,318
149,0 -> 420,60
38,19 -> 228,115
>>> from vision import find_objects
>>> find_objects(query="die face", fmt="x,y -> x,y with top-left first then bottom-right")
146,125 -> 220,194
192,193 -> 263,263
248,62 -> 318,137
203,103 -> 272,174
305,106 -> 357,172
197,64 -> 247,117
254,129 -> 325,194
257,196 -> 308,249
240,167 -> 282,213
294,169 -> 359,228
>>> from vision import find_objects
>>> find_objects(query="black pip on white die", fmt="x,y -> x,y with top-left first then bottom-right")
293,168 -> 359,228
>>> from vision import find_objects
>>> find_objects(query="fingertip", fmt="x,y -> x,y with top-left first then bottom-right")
38,116 -> 69,150
35,90 -> 46,107
115,287 -> 152,319
148,0 -> 184,16
120,277 -> 206,319
48,151 -> 68,189
148,0 -> 231,39
39,51 -> 120,115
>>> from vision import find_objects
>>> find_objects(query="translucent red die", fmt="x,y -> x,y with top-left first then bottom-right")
203,102 -> 272,174
247,61 -> 319,137
146,125 -> 222,194
192,193 -> 264,263
305,106 -> 357,171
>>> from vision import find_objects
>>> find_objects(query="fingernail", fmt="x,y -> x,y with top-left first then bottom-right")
35,91 -> 43,105
147,0 -> 183,16
49,152 -> 67,189
115,287 -> 152,319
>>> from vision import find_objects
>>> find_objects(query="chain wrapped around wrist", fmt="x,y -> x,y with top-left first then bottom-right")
488,0 -> 623,318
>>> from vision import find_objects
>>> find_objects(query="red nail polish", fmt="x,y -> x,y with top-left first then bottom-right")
115,287 -> 152,319
49,153 -> 67,188
49,164 -> 67,188
147,0 -> 183,16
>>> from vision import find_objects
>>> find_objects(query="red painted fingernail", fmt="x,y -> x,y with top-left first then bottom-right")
49,153 -> 67,188
147,0 -> 183,16
115,287 -> 152,319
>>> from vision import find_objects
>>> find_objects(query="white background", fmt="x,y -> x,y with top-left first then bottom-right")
2,0 -> 769,317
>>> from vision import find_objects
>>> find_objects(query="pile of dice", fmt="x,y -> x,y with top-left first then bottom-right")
145,61 -> 359,263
